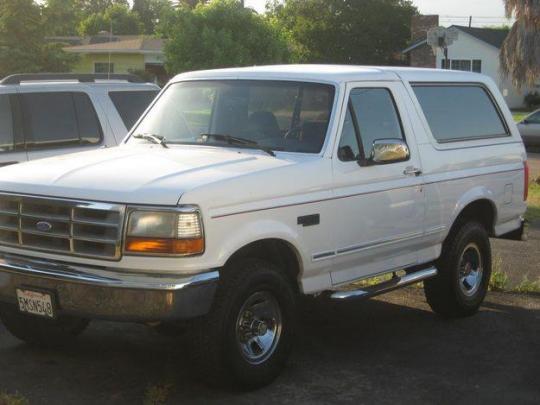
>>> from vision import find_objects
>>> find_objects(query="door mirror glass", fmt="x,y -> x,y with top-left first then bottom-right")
369,139 -> 410,164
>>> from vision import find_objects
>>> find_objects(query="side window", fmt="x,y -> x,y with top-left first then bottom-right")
337,107 -> 360,161
21,92 -> 102,150
0,95 -> 14,152
109,90 -> 159,130
413,85 -> 508,143
338,88 -> 405,161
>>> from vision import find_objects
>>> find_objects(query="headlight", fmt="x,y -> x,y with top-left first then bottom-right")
124,208 -> 204,256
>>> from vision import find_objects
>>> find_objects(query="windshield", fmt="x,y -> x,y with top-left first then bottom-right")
129,80 -> 336,154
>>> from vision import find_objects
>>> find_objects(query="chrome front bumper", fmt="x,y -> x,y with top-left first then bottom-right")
0,254 -> 219,322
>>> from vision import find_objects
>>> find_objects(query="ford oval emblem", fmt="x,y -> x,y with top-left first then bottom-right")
36,221 -> 53,232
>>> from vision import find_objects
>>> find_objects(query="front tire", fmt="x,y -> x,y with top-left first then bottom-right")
424,221 -> 492,318
190,258 -> 296,389
0,304 -> 89,347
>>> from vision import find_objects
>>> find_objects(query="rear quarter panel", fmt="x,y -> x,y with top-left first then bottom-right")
401,75 -> 527,252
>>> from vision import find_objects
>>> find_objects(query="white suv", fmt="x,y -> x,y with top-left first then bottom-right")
0,66 -> 528,388
0,73 -> 159,167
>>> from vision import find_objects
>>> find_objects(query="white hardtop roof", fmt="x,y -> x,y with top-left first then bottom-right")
172,64 -> 487,85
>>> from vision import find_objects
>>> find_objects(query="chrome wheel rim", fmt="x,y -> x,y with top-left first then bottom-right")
458,243 -> 483,297
236,291 -> 282,365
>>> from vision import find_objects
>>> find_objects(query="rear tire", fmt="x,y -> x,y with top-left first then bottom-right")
0,304 -> 89,347
190,258 -> 296,389
424,221 -> 491,318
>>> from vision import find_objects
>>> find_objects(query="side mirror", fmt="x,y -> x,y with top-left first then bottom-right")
368,139 -> 410,164
521,119 -> 529,125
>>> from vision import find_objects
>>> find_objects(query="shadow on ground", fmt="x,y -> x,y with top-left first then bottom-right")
1,289 -> 539,404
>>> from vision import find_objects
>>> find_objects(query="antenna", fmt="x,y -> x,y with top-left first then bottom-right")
427,26 -> 459,69
108,19 -> 113,80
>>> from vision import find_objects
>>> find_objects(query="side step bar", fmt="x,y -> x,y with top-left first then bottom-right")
330,266 -> 438,301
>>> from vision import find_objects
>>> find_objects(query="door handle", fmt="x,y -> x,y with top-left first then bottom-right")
403,166 -> 422,176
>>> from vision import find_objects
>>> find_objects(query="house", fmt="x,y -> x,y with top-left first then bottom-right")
402,15 -> 537,109
58,34 -> 167,84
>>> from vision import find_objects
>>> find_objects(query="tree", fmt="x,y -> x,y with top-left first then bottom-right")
268,0 -> 417,65
500,0 -> 540,88
78,4 -> 144,35
79,0 -> 128,15
0,0 -> 78,78
42,0 -> 82,36
159,0 -> 289,74
132,0 -> 173,34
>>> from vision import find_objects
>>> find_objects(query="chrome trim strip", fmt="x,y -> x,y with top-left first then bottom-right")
330,266 -> 438,300
0,254 -> 219,291
336,230 -> 424,255
313,226 -> 447,261
313,251 -> 336,260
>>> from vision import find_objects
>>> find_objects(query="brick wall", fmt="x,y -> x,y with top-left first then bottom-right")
409,15 -> 439,68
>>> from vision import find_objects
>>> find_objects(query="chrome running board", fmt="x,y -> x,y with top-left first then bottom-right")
330,266 -> 438,300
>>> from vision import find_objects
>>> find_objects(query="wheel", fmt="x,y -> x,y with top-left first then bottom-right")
424,221 -> 492,318
0,304 -> 89,347
190,258 -> 296,389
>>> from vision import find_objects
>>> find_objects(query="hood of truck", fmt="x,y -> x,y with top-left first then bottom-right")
0,145 -> 297,206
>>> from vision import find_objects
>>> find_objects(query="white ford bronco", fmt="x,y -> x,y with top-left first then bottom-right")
0,65 -> 528,388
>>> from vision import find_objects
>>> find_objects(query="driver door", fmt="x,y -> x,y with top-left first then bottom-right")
330,81 -> 425,285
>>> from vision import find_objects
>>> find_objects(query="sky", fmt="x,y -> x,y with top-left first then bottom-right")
245,0 -> 513,26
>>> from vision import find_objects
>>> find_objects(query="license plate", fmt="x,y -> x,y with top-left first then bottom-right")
16,289 -> 55,318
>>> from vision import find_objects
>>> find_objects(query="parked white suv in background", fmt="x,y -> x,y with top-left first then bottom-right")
0,66 -> 528,389
0,73 -> 159,167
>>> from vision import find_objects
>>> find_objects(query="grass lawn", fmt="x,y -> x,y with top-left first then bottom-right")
526,180 -> 540,221
512,111 -> 529,122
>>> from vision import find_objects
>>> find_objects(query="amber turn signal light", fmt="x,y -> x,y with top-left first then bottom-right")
125,237 -> 204,255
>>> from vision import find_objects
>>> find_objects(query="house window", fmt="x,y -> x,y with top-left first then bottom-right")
451,60 -> 472,71
94,63 -> 114,74
441,59 -> 482,73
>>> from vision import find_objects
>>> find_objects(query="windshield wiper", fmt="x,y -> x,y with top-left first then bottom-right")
199,133 -> 275,157
132,133 -> 168,149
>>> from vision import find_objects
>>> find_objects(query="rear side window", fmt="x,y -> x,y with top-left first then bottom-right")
21,92 -> 102,150
109,90 -> 158,130
0,95 -> 14,152
412,85 -> 508,143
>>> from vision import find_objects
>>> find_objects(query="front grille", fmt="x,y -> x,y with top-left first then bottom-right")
0,194 -> 126,260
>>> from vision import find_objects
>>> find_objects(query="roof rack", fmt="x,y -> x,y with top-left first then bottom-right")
0,73 -> 145,85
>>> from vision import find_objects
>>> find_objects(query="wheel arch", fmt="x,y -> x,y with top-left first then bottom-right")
224,238 -> 304,292
449,195 -> 498,238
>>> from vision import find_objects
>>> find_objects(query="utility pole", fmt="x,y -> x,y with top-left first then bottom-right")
469,16 -> 472,27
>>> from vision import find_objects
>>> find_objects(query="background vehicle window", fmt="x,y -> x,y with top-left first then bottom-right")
73,93 -> 102,144
348,88 -> 405,157
413,85 -> 508,142
21,92 -> 102,149
0,95 -> 14,152
109,90 -> 159,130
525,111 -> 540,124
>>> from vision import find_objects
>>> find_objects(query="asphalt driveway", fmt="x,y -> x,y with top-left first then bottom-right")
0,289 -> 539,404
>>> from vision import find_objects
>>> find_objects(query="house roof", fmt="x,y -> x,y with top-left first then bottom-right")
64,37 -> 164,54
402,25 -> 509,54
453,25 -> 509,48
